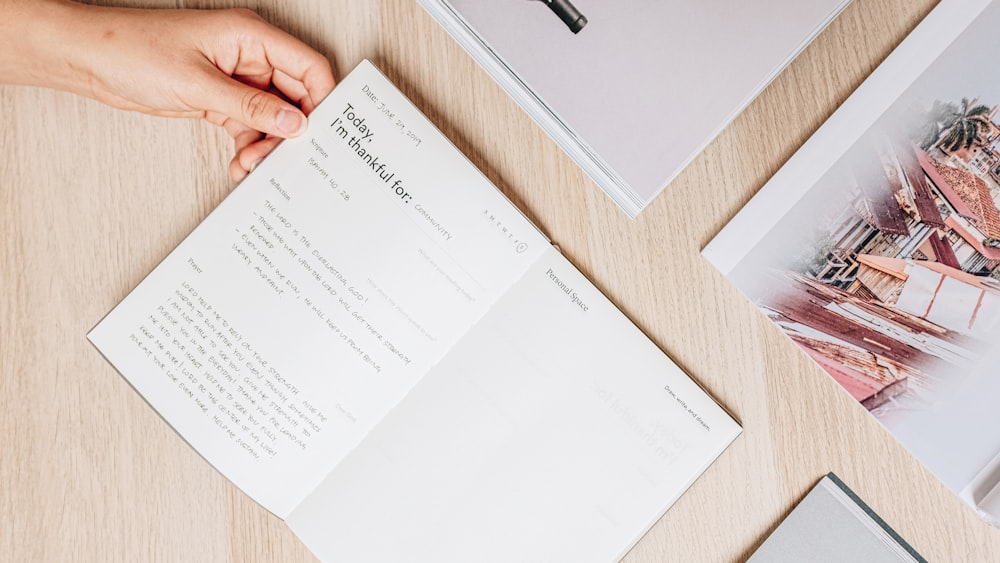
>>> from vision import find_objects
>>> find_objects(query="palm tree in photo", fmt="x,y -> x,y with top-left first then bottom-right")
913,99 -> 959,149
936,98 -> 992,152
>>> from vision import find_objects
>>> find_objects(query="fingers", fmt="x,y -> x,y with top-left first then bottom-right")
189,10 -> 333,137
219,108 -> 286,182
230,123 -> 265,154
229,135 -> 282,182
201,70 -> 310,139
194,40 -> 333,141
229,139 -> 281,182
187,9 -> 337,179
270,68 -> 315,114
249,21 -> 336,113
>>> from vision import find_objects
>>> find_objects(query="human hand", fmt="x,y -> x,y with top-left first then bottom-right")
4,1 -> 335,181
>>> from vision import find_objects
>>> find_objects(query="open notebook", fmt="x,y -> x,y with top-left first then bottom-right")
90,60 -> 740,562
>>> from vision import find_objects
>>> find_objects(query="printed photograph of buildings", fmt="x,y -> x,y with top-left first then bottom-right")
765,113 -> 1000,411
724,2 -> 1000,500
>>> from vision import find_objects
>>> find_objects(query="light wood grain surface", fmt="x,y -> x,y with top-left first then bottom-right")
3,0 -> 997,561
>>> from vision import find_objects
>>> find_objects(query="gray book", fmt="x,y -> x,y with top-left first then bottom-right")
418,0 -> 851,217
749,474 -> 925,563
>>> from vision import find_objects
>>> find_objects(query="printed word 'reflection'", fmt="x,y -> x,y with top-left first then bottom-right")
330,103 -> 413,204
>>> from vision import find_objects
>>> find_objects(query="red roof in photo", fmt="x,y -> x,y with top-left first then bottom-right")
858,252 -> 1000,293
945,216 -> 1000,261
799,344 -> 907,408
932,163 -> 1000,239
915,148 -> 977,219
854,144 -> 909,236
760,272 -> 966,409
856,254 -> 909,279
763,272 -> 964,368
898,144 -> 946,229
927,231 -> 963,269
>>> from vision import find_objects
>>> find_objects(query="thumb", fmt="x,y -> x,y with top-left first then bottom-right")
207,74 -> 308,138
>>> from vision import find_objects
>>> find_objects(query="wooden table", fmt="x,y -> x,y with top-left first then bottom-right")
3,0 -> 996,560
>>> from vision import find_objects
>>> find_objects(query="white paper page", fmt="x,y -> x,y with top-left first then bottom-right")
88,60 -> 548,517
287,247 -> 740,562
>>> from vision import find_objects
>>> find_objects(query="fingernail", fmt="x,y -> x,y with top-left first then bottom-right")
276,108 -> 306,136
249,158 -> 264,173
